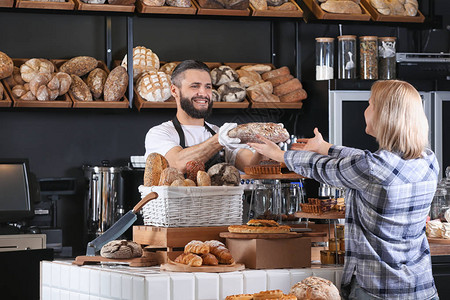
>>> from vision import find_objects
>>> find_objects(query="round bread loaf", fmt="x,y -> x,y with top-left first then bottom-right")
211,65 -> 238,86
60,56 -> 98,77
207,163 -> 240,186
121,46 -> 160,80
137,70 -> 171,102
185,160 -> 205,184
158,167 -> 184,186
20,58 -> 54,83
218,81 -> 246,103
100,240 -> 143,259
0,51 -> 14,80
290,276 -> 341,300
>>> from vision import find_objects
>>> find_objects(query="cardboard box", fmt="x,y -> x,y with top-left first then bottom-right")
226,237 -> 311,269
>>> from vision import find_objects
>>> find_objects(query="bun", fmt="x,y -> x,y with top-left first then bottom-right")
185,160 -> 205,184
12,84 -> 36,101
60,56 -> 98,77
290,276 -> 341,300
204,240 -> 234,264
197,171 -> 211,186
0,51 -> 14,80
184,240 -> 210,255
158,167 -> 184,186
104,66 -> 128,102
201,253 -> 219,266
184,179 -> 196,186
144,153 -> 169,186
174,253 -> 202,267
86,68 -> 107,99
227,122 -> 289,143
100,240 -> 143,259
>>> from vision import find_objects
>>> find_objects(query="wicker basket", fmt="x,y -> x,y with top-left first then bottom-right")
138,185 -> 244,227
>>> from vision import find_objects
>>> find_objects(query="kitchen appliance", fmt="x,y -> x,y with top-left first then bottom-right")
396,52 -> 450,80
83,160 -> 127,238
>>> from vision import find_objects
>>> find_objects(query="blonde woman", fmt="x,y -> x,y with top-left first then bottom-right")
249,80 -> 439,300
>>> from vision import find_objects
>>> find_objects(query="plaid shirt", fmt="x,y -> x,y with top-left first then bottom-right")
285,145 -> 439,300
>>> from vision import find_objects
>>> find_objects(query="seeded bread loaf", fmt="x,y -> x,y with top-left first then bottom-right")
86,68 -> 107,99
104,66 -> 128,102
70,75 -> 93,101
0,51 -> 13,80
228,122 -> 289,143
60,56 -> 98,77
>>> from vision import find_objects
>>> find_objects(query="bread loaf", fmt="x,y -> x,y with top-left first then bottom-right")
228,122 -> 289,143
185,160 -> 205,184
0,51 -> 13,80
248,90 -> 280,102
142,0 -> 165,6
104,66 -> 128,102
70,75 -> 93,101
370,0 -> 390,14
52,72 -> 72,96
290,276 -> 341,300
207,163 -> 240,186
137,71 -> 171,102
60,56 -> 98,77
261,66 -> 290,80
204,240 -> 234,264
265,74 -> 294,87
273,78 -> 303,96
86,68 -> 107,99
4,66 -> 25,87
211,66 -> 238,87
158,167 -> 184,186
236,69 -> 264,88
321,0 -> 362,14
217,81 -> 246,102
121,46 -> 160,79
268,2 -> 297,10
279,88 -> 307,103
201,253 -> 219,266
20,58 -> 54,82
144,153 -> 169,186
29,73 -> 59,101
159,62 -> 178,75
174,253 -> 203,267
12,84 -> 36,101
184,179 -> 196,186
170,179 -> 186,186
184,240 -> 210,255
166,0 -> 191,7
240,64 -> 272,74
0,83 -> 4,100
212,89 -> 221,102
197,171 -> 211,186
100,240 -> 143,259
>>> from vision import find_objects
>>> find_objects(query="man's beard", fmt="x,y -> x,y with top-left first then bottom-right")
180,95 -> 213,119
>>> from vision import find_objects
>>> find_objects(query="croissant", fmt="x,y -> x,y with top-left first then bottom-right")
184,240 -> 210,255
174,253 -> 202,267
205,240 -> 234,264
201,253 -> 219,266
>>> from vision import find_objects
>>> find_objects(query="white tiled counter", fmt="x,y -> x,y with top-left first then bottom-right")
41,260 -> 343,300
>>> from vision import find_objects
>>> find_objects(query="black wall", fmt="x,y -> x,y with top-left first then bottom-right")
0,1 -> 449,254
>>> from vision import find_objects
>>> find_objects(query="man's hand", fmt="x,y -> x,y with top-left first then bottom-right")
218,123 -> 246,149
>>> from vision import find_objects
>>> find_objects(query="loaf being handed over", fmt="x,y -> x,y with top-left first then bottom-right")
227,122 -> 289,144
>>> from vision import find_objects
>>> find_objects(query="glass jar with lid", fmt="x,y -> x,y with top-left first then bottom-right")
378,37 -> 397,79
359,36 -> 378,80
315,37 -> 335,81
337,35 -> 357,79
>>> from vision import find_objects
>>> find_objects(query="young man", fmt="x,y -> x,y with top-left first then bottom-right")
144,60 -> 262,173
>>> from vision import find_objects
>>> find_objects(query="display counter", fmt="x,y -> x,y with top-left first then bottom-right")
41,260 -> 343,300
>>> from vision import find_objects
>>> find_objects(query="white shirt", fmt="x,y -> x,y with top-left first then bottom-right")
144,120 -> 239,165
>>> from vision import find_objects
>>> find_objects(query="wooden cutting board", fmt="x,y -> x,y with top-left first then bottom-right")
73,255 -> 158,267
160,260 -> 245,272
219,232 -> 302,239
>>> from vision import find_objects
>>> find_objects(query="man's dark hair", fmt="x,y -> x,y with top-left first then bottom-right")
171,60 -> 211,88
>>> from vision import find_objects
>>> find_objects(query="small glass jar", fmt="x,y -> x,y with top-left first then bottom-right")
359,36 -> 378,80
337,35 -> 357,79
378,37 -> 397,79
315,37 -> 335,81
320,250 -> 335,264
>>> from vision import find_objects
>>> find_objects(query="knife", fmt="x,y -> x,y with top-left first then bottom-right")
86,192 -> 158,256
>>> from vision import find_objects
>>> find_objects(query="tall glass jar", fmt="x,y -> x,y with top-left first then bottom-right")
378,37 -> 397,79
315,37 -> 335,81
337,35 -> 357,79
359,36 -> 378,80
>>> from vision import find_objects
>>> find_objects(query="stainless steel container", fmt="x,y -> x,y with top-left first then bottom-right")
83,160 -> 125,237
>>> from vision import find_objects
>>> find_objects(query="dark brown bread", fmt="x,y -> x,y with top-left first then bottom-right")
104,66 -> 128,102
228,122 -> 289,143
185,160 -> 205,184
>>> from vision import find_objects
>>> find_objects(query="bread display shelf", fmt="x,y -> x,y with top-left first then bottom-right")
250,0 -> 303,18
74,0 -> 135,12
250,100 -> 303,109
0,0 -> 14,8
294,211 -> 345,219
53,59 -> 130,108
160,260 -> 245,272
136,0 -> 196,14
0,81 -> 12,107
15,0 -> 75,10
220,231 -> 302,239
192,0 -> 250,16
240,171 -> 306,180
360,0 -> 424,23
301,0 -> 371,21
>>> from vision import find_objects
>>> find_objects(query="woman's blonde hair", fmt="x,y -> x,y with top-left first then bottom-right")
370,80 -> 429,159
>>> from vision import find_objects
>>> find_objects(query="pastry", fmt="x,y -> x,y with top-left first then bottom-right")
158,167 -> 184,186
204,240 -> 234,264
121,46 -> 160,80
86,68 -> 107,99
185,160 -> 205,184
59,56 -> 98,77
253,290 -> 283,300
290,276 -> 341,300
20,58 -> 54,82
197,171 -> 211,186
217,81 -> 246,103
211,65 -> 238,87
144,152 -> 169,186
184,240 -> 210,255
227,122 -> 289,144
136,71 -> 171,102
100,240 -> 143,259
228,219 -> 291,233
201,253 -> 219,266
174,253 -> 203,267
207,163 -> 240,186
104,66 -> 128,102
0,51 -> 14,80
225,295 -> 253,300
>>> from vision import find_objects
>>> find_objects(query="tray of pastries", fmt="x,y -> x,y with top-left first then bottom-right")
224,219 -> 301,239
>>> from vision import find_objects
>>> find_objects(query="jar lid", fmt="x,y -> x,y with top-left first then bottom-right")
316,37 -> 335,42
378,36 -> 397,41
359,36 -> 378,40
337,35 -> 356,40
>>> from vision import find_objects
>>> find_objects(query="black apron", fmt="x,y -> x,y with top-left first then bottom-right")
172,116 -> 224,170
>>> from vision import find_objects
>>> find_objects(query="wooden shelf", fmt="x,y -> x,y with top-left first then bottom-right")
0,0 -> 14,7
240,171 -> 305,180
294,211 -> 345,219
74,0 -> 135,12
249,100 -> 303,109
15,0 -> 75,10
360,0 -> 425,23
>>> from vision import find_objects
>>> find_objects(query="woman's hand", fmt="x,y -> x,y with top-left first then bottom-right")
296,128 -> 332,155
247,135 -> 285,163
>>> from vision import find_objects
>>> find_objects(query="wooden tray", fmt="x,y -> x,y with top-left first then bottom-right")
73,254 -> 158,267
250,0 -> 303,18
161,260 -> 245,272
15,0 -> 75,10
294,210 -> 345,219
220,231 -> 301,239
301,0 -> 371,21
0,81 -> 12,107
192,0 -> 250,16
7,58 -> 73,108
0,0 -> 14,7
250,100 -> 304,109
360,0 -> 424,23
53,59 -> 130,108
73,0 -> 135,12
135,0 -> 196,14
